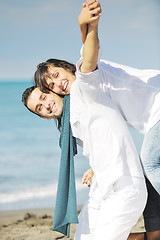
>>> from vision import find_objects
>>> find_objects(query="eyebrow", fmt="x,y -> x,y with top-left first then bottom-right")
35,104 -> 39,113
39,94 -> 43,100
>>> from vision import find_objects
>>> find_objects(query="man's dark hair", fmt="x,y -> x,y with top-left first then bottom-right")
34,59 -> 76,93
21,85 -> 42,117
22,86 -> 36,107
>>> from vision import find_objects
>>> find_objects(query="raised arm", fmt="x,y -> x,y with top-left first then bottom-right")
78,3 -> 88,44
80,1 -> 101,73
78,0 -> 101,44
81,21 -> 99,73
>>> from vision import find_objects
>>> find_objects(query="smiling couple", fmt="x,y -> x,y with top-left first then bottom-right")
22,1 -> 160,239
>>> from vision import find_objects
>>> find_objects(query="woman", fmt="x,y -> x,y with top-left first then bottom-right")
34,1 -> 160,196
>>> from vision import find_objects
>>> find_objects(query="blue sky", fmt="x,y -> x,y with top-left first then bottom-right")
0,0 -> 160,81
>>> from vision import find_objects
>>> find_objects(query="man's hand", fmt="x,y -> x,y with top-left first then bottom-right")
82,168 -> 94,187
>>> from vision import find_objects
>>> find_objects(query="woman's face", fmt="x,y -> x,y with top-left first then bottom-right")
45,66 -> 76,95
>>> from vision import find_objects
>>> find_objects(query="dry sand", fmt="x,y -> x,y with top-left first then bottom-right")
0,207 -> 145,240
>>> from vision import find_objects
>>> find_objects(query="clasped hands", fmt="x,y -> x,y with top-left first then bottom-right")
79,0 -> 102,27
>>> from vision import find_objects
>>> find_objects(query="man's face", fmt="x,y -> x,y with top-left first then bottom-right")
27,88 -> 63,119
45,66 -> 76,95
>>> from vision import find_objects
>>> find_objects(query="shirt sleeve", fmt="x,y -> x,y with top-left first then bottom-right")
74,45 -> 103,103
78,44 -> 102,66
75,69 -> 101,103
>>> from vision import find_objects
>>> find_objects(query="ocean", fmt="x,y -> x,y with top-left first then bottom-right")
0,81 -> 144,211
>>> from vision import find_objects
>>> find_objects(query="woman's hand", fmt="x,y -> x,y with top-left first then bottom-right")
78,0 -> 101,27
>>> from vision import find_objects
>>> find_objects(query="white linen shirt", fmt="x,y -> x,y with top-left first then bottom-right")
70,67 -> 144,199
77,47 -> 160,134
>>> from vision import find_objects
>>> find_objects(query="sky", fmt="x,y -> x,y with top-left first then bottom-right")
0,0 -> 160,81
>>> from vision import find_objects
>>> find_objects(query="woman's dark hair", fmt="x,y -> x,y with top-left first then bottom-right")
34,59 -> 76,93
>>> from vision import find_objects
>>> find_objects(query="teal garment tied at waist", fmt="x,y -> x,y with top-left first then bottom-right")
53,95 -> 78,237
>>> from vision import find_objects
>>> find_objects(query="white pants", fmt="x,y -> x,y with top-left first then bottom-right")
75,176 -> 147,240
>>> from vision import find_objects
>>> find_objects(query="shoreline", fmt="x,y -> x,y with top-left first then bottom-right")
0,207 -> 145,240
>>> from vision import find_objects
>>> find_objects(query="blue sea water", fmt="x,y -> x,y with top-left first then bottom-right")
0,81 -> 144,211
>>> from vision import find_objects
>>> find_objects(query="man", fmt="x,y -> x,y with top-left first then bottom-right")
22,85 -> 160,240
24,3 -> 148,238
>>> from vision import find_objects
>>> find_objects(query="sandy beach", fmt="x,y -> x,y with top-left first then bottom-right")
0,207 -> 145,240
